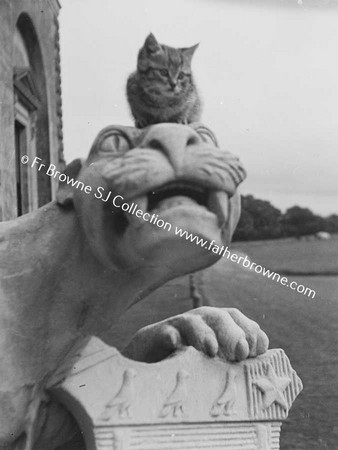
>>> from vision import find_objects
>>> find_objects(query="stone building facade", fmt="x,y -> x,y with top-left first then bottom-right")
0,0 -> 64,221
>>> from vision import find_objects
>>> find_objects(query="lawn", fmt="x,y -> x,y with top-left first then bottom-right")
232,234 -> 338,275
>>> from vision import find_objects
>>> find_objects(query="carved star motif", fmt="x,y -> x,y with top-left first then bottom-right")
253,365 -> 291,410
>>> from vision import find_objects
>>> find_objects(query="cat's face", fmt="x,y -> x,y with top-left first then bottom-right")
137,33 -> 198,96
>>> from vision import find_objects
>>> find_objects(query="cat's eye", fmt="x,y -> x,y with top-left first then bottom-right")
160,69 -> 169,77
178,72 -> 185,80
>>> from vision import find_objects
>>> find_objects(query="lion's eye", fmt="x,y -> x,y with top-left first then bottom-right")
178,72 -> 185,80
159,69 -> 169,77
199,132 -> 216,146
101,133 -> 130,154
193,127 -> 218,146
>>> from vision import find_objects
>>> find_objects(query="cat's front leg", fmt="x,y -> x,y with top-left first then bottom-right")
135,119 -> 147,129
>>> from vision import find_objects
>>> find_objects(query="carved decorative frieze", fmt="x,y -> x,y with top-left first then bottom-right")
244,348 -> 303,420
210,369 -> 238,417
100,369 -> 137,420
51,337 -> 302,450
160,369 -> 190,418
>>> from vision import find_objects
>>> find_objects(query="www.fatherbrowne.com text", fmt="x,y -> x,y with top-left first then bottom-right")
174,228 -> 316,299
24,157 -> 316,299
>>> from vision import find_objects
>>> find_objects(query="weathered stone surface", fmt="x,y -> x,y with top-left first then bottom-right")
0,123 -> 251,448
51,338 -> 302,450
0,0 -> 63,220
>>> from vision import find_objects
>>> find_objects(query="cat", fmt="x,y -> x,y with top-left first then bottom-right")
126,33 -> 202,128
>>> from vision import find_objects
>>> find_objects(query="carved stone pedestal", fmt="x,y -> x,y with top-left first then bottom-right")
51,338 -> 302,450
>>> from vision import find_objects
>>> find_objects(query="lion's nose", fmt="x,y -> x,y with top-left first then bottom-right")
142,124 -> 200,172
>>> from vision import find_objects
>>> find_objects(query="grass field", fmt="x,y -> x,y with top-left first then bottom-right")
232,234 -> 338,275
221,236 -> 338,449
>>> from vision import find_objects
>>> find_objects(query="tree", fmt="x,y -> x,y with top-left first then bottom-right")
281,206 -> 323,238
322,214 -> 338,233
233,195 -> 283,241
232,208 -> 255,241
233,195 -> 337,241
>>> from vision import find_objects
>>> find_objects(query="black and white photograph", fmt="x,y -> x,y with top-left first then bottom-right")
0,0 -> 337,449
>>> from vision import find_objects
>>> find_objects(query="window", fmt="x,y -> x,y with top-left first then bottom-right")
13,27 -> 40,216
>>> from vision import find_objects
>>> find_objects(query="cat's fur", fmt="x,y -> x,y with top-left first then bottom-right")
127,33 -> 202,128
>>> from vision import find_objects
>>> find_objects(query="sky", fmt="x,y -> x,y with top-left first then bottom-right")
59,0 -> 338,216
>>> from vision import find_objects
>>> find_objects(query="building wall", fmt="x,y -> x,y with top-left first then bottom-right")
0,0 -> 64,221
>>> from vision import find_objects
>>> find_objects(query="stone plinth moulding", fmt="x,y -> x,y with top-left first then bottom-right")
50,337 -> 302,450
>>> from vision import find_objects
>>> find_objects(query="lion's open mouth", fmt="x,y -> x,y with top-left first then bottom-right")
147,181 -> 208,212
111,181 -> 229,233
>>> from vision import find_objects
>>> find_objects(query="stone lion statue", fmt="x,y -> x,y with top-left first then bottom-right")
0,122 -> 268,449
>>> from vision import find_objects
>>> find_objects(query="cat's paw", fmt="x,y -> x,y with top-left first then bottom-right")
135,120 -> 145,129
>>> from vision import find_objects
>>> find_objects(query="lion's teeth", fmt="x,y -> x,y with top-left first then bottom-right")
208,191 -> 229,227
125,196 -> 148,228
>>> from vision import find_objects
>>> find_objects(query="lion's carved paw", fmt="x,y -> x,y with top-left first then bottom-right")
123,307 -> 269,363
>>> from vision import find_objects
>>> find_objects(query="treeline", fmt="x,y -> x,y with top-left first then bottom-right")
232,195 -> 338,241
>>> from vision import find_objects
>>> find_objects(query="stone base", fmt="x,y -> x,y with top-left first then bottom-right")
51,338 -> 302,450
95,423 -> 282,450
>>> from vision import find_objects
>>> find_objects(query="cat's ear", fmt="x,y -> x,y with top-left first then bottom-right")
144,33 -> 161,53
181,43 -> 199,63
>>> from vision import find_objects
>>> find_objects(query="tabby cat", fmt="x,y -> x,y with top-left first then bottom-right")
127,33 -> 202,128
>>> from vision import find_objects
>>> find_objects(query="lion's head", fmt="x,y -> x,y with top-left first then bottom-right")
56,123 -> 245,286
